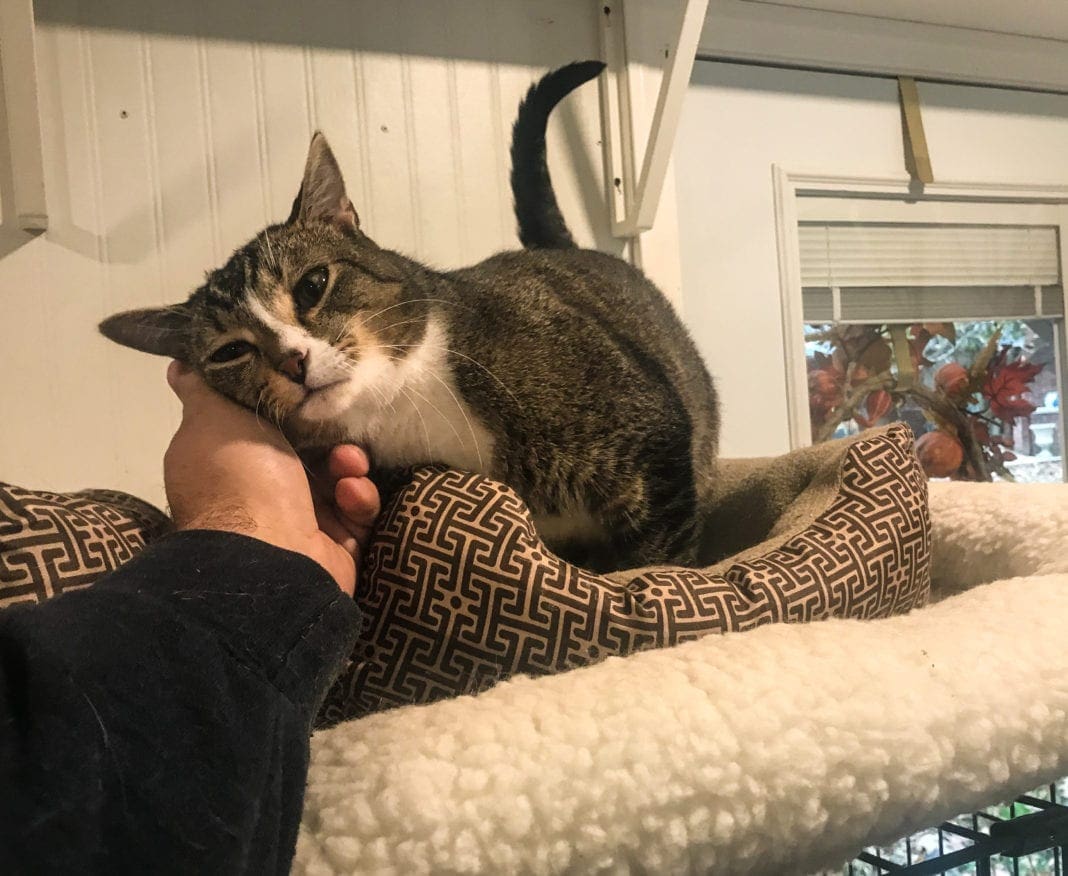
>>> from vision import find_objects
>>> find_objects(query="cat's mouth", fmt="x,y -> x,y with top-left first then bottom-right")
295,379 -> 348,419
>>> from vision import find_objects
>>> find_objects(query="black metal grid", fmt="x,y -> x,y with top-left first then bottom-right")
845,779 -> 1068,875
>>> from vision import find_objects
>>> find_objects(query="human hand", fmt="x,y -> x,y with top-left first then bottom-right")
163,361 -> 380,596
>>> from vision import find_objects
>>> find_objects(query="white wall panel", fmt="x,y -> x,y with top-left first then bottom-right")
1,0 -> 617,506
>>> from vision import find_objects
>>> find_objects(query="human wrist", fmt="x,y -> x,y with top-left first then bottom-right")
178,512 -> 312,564
175,505 -> 260,538
179,512 -> 354,595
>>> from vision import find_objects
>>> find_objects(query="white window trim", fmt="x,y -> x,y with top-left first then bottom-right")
772,167 -> 1068,454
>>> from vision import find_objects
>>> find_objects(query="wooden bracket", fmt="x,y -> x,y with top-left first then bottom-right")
598,1 -> 637,241
599,0 -> 708,238
898,76 -> 933,185
0,0 -> 47,231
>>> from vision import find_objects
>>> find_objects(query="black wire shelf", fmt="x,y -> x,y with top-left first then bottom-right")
845,780 -> 1068,876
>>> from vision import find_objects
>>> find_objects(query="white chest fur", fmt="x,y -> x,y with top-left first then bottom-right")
341,318 -> 496,473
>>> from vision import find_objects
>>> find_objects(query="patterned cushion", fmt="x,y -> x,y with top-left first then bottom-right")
317,423 -> 931,724
0,484 -> 171,608
0,425 -> 930,728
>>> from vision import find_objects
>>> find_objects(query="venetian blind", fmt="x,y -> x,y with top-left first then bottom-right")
799,223 -> 1064,322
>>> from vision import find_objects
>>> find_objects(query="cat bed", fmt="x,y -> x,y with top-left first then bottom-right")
319,423 -> 930,723
294,453 -> 1067,872
296,541 -> 1068,875
3,427 -> 1065,871
1,424 -> 932,726
0,485 -> 170,605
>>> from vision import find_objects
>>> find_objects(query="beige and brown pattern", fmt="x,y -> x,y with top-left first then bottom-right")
0,484 -> 170,609
318,424 -> 930,724
0,427 -> 929,727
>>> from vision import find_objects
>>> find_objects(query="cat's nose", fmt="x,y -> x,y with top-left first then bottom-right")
279,349 -> 307,384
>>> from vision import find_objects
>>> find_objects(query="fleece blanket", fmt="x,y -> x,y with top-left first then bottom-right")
295,480 -> 1068,874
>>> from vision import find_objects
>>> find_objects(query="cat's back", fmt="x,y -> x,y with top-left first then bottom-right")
449,247 -> 682,350
454,248 -> 704,393
444,247 -> 719,502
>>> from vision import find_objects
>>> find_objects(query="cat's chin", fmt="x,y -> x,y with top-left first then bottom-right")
293,380 -> 351,423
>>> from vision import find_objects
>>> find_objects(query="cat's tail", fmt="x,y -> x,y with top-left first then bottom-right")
511,60 -> 605,250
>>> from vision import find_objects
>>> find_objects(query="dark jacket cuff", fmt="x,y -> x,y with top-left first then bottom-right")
95,529 -> 361,724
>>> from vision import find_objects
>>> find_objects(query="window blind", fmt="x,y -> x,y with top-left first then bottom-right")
799,223 -> 1064,322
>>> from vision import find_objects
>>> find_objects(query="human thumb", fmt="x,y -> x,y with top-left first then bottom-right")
166,359 -> 215,411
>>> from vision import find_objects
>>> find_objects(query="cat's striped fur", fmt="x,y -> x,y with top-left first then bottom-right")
100,61 -> 719,571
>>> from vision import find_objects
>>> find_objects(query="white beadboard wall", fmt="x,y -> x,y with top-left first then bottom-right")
0,0 -> 648,507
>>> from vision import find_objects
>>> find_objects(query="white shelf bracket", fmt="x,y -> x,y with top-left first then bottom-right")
598,1 -> 637,242
598,0 -> 708,239
0,0 -> 48,232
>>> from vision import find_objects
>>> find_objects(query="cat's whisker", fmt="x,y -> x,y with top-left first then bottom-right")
355,298 -> 453,331
333,319 -> 356,346
398,386 -> 433,460
296,447 -> 317,478
375,343 -> 521,408
334,344 -> 485,470
370,316 -> 429,336
268,397 -> 287,433
380,386 -> 398,415
350,366 -> 397,415
252,389 -> 272,438
332,356 -> 402,413
402,382 -> 464,446
423,369 -> 485,470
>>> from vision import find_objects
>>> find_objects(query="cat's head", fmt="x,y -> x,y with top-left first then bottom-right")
100,133 -> 432,441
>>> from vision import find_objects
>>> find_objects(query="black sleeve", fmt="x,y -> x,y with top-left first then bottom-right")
0,530 -> 361,875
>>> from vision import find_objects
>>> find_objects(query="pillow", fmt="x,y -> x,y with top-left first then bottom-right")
318,423 -> 930,724
0,483 -> 170,609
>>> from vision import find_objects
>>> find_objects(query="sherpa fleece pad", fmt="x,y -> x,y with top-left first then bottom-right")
296,477 -> 1068,874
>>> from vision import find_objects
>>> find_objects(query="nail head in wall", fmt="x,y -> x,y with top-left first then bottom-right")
603,6 -> 611,16
120,110 -> 128,118
380,124 -> 388,133
613,177 -> 622,189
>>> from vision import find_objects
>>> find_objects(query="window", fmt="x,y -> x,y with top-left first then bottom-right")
782,189 -> 1067,483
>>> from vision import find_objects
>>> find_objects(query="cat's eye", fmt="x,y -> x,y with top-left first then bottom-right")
208,340 -> 257,363
293,266 -> 329,311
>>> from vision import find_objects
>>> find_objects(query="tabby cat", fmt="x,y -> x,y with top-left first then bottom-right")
100,60 -> 720,572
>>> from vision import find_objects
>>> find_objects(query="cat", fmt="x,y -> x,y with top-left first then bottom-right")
100,60 -> 720,572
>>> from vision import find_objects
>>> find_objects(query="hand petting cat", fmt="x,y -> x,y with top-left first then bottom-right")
164,360 -> 379,596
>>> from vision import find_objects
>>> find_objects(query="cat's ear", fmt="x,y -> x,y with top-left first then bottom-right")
286,132 -> 360,232
99,305 -> 192,359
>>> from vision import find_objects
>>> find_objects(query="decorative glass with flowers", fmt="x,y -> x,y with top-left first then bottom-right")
805,321 -> 1061,482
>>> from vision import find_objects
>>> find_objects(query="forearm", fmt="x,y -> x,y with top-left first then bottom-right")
0,531 -> 360,874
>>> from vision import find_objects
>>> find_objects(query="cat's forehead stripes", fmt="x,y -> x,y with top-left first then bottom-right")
201,243 -> 269,310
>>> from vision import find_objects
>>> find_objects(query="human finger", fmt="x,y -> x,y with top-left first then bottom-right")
335,475 -> 380,531
314,504 -> 360,559
166,359 -> 213,407
328,444 -> 371,480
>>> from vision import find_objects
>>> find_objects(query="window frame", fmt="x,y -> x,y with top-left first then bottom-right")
772,168 -> 1068,464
